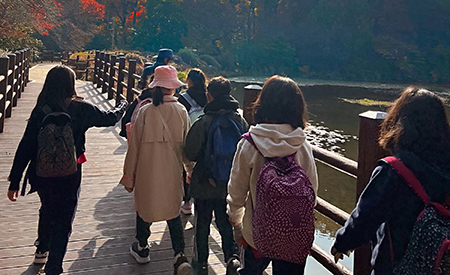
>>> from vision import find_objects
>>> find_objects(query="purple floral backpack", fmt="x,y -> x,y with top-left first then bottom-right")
242,133 -> 315,264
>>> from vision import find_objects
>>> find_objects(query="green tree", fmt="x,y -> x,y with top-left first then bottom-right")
133,0 -> 187,52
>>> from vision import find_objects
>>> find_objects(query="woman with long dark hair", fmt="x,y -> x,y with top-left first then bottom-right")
7,65 -> 127,275
178,68 -> 208,215
331,87 -> 450,274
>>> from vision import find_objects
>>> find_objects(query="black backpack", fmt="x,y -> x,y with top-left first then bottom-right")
36,105 -> 77,178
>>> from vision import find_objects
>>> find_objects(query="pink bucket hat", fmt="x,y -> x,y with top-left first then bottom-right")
148,65 -> 184,89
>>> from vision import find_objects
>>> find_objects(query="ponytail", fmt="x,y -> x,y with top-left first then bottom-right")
152,87 -> 164,106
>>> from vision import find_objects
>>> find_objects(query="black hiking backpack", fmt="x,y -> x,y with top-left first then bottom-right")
36,105 -> 77,178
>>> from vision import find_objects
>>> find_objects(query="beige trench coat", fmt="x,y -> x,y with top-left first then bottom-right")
120,95 -> 194,223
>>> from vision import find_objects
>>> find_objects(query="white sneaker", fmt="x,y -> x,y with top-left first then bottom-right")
181,201 -> 192,215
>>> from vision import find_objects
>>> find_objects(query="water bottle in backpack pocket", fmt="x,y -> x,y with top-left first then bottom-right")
242,133 -> 315,264
36,105 -> 77,178
382,157 -> 450,275
204,111 -> 245,186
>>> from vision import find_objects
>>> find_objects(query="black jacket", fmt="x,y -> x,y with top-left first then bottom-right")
119,89 -> 152,138
8,98 -> 126,193
184,95 -> 248,199
334,149 -> 450,274
178,87 -> 207,112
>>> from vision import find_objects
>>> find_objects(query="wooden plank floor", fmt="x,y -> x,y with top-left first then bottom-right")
0,64 -> 249,275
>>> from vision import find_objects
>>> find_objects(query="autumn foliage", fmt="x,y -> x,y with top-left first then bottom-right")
1,0 -> 105,51
80,0 -> 105,19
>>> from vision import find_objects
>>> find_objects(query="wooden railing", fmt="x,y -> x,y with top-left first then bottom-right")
92,49 -> 386,274
93,51 -> 140,105
40,50 -> 61,62
0,49 -> 30,133
61,53 -> 95,81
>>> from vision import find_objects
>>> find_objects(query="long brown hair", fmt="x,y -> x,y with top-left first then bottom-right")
379,87 -> 450,162
253,75 -> 308,129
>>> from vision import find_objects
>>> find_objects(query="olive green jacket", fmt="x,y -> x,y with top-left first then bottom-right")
184,95 -> 248,199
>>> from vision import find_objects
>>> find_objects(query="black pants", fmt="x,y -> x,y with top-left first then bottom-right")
36,167 -> 82,275
239,244 -> 306,275
183,169 -> 190,202
194,198 -> 239,263
136,213 -> 185,256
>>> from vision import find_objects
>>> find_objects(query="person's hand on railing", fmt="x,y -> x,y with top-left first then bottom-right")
330,241 -> 352,263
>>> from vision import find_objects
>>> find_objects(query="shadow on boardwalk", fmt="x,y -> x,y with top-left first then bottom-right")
0,64 -> 245,275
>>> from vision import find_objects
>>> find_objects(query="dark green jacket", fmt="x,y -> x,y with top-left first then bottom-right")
184,95 -> 248,199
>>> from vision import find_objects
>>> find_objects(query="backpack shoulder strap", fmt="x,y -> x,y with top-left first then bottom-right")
381,156 -> 430,204
41,104 -> 53,115
181,92 -> 199,109
241,132 -> 260,153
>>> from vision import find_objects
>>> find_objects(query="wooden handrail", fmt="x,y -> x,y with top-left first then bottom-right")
0,49 -> 30,133
311,243 -> 352,275
313,145 -> 358,177
93,51 -> 146,104
315,197 -> 350,226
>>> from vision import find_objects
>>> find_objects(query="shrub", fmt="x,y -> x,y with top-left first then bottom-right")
177,70 -> 188,82
199,54 -> 221,69
177,48 -> 199,66
69,52 -> 90,60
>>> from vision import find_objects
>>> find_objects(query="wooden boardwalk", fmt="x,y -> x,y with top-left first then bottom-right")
0,64 -> 245,275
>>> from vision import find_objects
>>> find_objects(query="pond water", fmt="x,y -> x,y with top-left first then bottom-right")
229,77 -> 450,273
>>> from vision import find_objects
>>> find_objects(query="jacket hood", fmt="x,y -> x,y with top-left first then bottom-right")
204,95 -> 239,113
397,149 -> 450,191
187,87 -> 207,107
248,124 -> 306,158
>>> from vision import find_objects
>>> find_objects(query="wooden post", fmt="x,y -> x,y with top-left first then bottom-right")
243,84 -> 262,125
0,56 -> 9,133
19,50 -> 25,94
85,55 -> 90,81
25,49 -> 30,85
97,52 -> 104,88
354,110 -> 388,275
93,51 -> 99,84
102,53 -> 110,94
108,55 -> 116,100
10,53 -> 18,107
127,60 -> 136,103
117,57 -> 125,105
7,53 -> 15,114
15,51 -> 22,99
